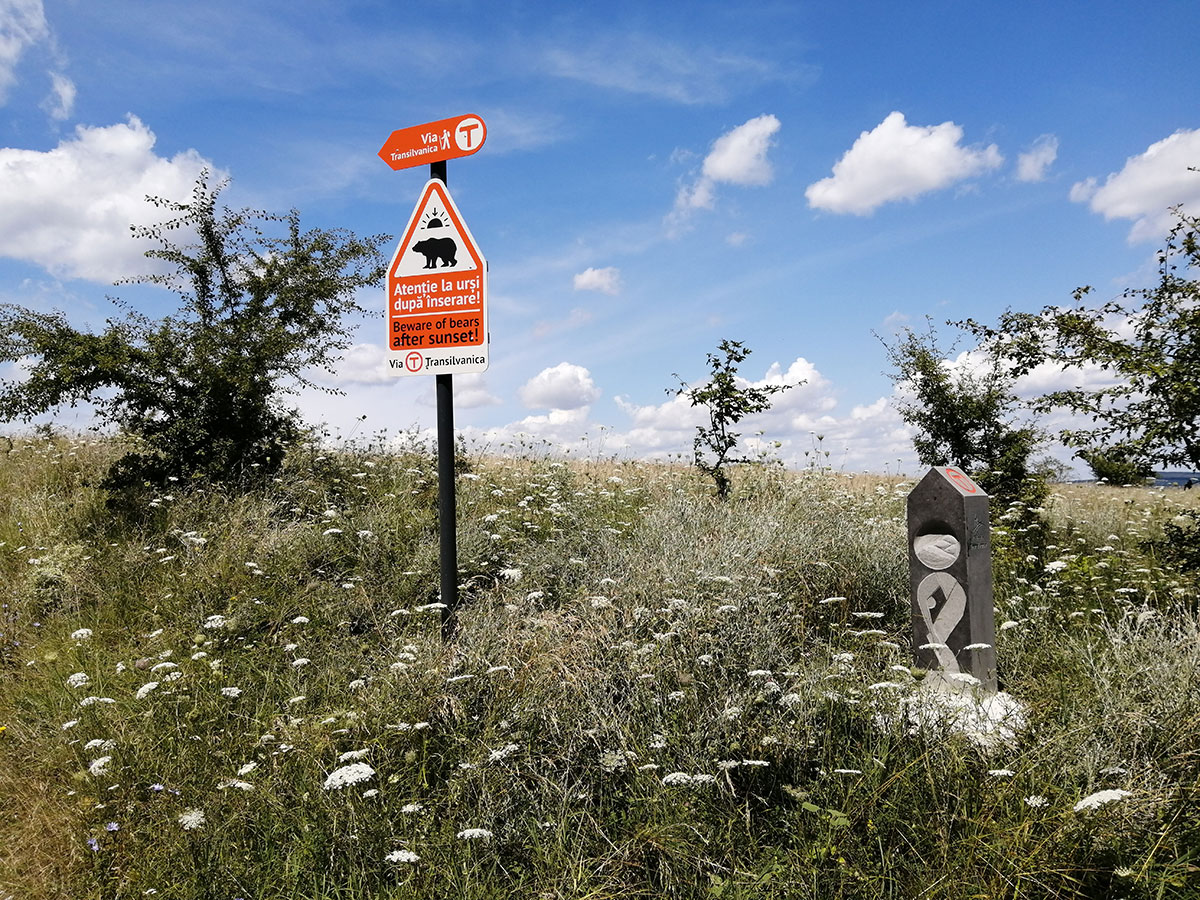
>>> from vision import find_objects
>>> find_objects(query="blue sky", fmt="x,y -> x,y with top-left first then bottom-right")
2,0 -> 1199,474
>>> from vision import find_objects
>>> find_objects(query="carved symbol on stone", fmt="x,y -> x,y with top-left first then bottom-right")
913,533 -> 961,570
916,572 -> 967,672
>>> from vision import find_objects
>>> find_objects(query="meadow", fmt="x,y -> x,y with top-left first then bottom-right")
1,433 -> 1197,899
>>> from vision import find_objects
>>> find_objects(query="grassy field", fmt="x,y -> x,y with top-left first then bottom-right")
1,434 -> 1198,899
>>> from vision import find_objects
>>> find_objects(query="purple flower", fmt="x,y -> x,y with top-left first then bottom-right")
87,837 -> 99,852
105,822 -> 119,832
150,783 -> 165,792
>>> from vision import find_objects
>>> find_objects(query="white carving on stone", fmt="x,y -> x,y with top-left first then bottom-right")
914,533 -> 960,570
916,571 -> 967,672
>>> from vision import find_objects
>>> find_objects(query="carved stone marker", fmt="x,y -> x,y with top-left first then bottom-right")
906,466 -> 997,691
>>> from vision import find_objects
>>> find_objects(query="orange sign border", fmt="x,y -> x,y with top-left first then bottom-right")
378,114 -> 487,171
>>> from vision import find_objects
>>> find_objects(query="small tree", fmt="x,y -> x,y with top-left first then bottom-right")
1077,445 -> 1156,485
672,339 -> 794,499
0,175 -> 389,493
962,205 -> 1200,473
881,321 -> 1045,507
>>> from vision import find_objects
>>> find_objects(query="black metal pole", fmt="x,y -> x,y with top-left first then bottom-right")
429,160 -> 457,639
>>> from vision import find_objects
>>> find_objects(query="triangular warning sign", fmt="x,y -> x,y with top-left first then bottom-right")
385,178 -> 489,377
390,180 -> 482,278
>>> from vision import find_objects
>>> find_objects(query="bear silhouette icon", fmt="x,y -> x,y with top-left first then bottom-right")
411,237 -> 457,268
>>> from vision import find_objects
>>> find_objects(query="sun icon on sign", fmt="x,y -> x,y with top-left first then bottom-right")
421,208 -> 445,229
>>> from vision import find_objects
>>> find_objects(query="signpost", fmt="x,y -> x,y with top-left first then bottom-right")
906,466 -> 998,691
380,115 -> 488,638
378,114 -> 487,171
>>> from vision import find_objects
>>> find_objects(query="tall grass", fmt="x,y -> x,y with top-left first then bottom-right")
1,435 -> 1197,899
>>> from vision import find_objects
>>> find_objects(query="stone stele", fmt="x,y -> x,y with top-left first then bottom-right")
906,466 -> 997,691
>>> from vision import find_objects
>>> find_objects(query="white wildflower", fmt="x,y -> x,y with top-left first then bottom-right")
385,849 -> 419,864
178,808 -> 206,830
1025,795 -> 1049,808
88,756 -> 112,776
323,762 -> 375,790
488,743 -> 520,763
1074,789 -> 1131,812
135,682 -> 159,699
217,779 -> 254,791
292,658 -> 311,668
291,616 -> 310,625
457,828 -> 493,840
338,749 -> 370,762
662,772 -> 692,786
202,615 -> 227,630
401,803 -> 425,814
220,687 -> 243,698
71,628 -> 94,641
66,672 -> 90,689
499,568 -> 522,582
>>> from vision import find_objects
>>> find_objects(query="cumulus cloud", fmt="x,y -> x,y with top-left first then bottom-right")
573,266 -> 622,295
0,116 -> 220,282
519,362 -> 601,410
1016,134 -> 1058,183
669,114 -> 780,229
0,0 -> 48,102
1069,128 -> 1200,242
805,111 -> 1003,215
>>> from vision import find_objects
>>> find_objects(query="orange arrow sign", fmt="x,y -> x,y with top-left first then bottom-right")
386,179 -> 488,376
378,114 -> 487,170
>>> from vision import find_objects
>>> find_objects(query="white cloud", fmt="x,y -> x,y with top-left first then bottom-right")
573,266 -> 622,295
40,69 -> 73,119
670,114 -> 780,230
0,116 -> 220,282
0,0 -> 48,102
701,114 -> 780,187
1016,134 -> 1058,183
1069,128 -> 1200,242
453,373 -> 503,409
805,111 -> 1003,215
321,342 -> 392,385
519,362 -> 601,410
